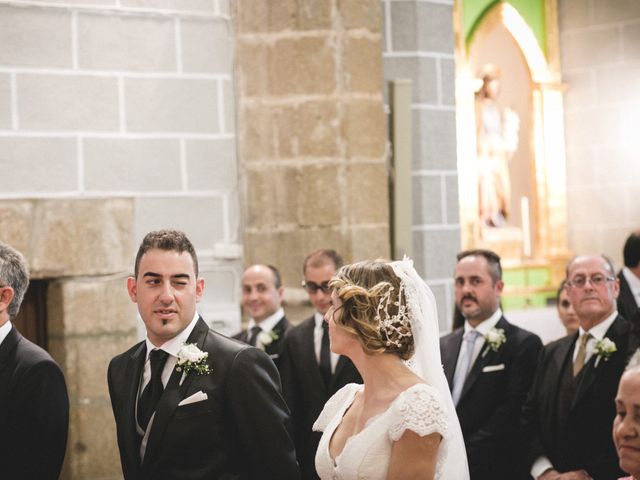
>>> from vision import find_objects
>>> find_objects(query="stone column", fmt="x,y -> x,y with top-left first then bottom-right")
235,0 -> 390,296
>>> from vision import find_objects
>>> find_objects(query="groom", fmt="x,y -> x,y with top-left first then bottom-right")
108,230 -> 299,479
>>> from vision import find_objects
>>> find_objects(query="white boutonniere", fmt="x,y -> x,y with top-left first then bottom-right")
176,343 -> 212,386
482,328 -> 506,357
256,330 -> 279,351
594,338 -> 617,367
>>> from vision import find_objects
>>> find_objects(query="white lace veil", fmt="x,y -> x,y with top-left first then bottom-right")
390,257 -> 470,479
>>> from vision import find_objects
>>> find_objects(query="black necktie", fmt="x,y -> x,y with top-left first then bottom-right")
248,326 -> 262,346
320,321 -> 332,389
137,349 -> 169,432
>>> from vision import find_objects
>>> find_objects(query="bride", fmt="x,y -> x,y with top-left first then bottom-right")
313,259 -> 469,479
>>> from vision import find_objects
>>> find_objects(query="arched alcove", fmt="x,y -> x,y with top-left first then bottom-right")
455,1 -> 568,268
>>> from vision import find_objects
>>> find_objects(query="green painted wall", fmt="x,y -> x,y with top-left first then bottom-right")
463,0 -> 546,56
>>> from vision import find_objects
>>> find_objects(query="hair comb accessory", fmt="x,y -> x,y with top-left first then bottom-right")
374,283 -> 412,348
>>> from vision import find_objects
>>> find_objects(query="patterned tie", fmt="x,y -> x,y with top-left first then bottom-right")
248,326 -> 262,346
573,332 -> 592,377
137,349 -> 169,431
452,329 -> 481,406
319,321 -> 332,389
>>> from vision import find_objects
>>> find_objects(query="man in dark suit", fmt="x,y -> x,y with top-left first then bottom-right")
280,249 -> 362,480
440,249 -> 542,480
234,264 -> 290,369
617,231 -> 640,322
522,254 -> 633,480
108,230 -> 298,480
0,241 -> 69,479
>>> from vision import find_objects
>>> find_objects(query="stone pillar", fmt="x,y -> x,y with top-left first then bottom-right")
234,0 -> 390,296
0,198 -> 136,480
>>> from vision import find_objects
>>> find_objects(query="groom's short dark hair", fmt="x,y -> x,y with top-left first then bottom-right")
134,230 -> 198,278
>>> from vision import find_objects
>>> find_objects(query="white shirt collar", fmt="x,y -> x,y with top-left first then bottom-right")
247,307 -> 284,332
0,320 -> 12,347
314,311 -> 325,330
578,309 -> 618,341
464,308 -> 503,336
144,312 -> 200,360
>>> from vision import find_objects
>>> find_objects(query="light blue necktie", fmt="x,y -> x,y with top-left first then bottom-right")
451,329 -> 481,406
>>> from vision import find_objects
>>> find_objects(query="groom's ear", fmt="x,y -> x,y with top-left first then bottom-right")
127,276 -> 138,303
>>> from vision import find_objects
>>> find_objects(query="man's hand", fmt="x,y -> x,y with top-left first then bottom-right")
538,469 -> 592,480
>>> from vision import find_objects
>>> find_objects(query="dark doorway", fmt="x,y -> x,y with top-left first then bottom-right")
13,280 -> 48,349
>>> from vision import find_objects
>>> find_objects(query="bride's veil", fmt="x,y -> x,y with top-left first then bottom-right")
391,257 -> 470,479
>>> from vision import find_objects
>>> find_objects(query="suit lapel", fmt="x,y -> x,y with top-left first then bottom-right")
0,325 -> 19,376
141,318 -> 209,471
122,342 -> 146,472
572,318 -> 623,409
548,334 -> 576,414
442,329 -> 463,386
459,317 -> 508,402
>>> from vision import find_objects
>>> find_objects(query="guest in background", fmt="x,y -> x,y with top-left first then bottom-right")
613,349 -> 640,480
557,280 -> 579,336
522,255 -> 631,479
234,264 -> 290,369
440,249 -> 542,479
618,231 -> 640,322
0,241 -> 69,480
280,249 -> 361,480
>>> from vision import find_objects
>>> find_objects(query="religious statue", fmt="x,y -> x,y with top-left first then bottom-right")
475,65 -> 520,227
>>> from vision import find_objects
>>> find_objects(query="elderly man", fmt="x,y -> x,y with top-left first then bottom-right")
233,264 -> 290,368
522,254 -> 635,480
440,249 -> 542,479
0,242 -> 69,479
280,249 -> 362,480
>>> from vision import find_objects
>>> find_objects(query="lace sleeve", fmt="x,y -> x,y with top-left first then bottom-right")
312,383 -> 360,432
388,384 -> 449,441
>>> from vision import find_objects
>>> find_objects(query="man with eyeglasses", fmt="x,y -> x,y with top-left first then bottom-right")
522,255 -> 635,480
234,264 -> 290,370
280,249 -> 362,480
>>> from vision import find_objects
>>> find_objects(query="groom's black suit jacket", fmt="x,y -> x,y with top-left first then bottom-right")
280,315 -> 362,480
0,324 -> 69,480
108,317 -> 299,480
440,316 -> 542,480
521,316 -> 633,480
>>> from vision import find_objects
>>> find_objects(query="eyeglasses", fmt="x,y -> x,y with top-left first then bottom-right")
566,274 -> 615,289
301,281 -> 331,294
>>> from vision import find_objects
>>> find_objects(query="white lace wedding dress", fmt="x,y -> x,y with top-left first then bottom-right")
313,382 -> 450,480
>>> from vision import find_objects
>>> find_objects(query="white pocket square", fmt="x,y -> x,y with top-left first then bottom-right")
178,391 -> 208,406
482,364 -> 505,373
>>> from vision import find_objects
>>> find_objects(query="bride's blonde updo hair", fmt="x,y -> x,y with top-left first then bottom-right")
329,260 -> 414,360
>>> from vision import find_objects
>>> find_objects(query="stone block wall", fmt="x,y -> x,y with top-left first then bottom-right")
0,0 -> 241,330
382,0 -> 460,330
235,0 -> 390,302
559,0 -> 640,266
0,1 -> 239,478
